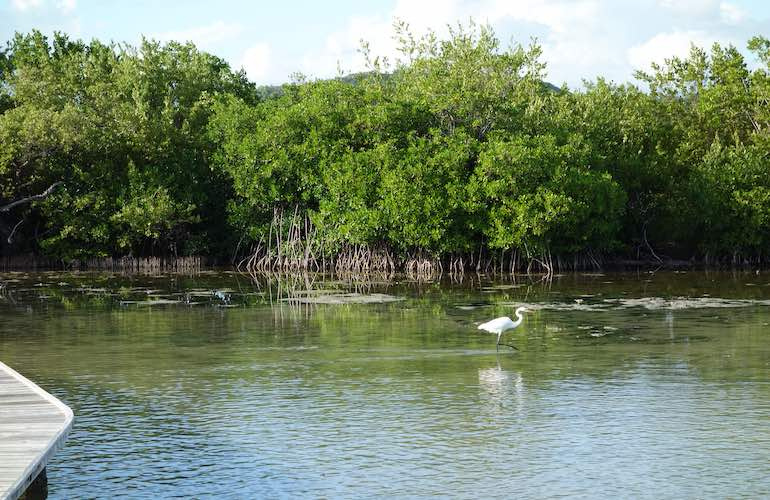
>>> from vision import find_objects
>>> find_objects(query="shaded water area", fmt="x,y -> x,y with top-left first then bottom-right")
1,270 -> 769,498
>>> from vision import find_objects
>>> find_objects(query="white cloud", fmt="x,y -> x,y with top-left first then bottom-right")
480,0 -> 600,34
720,2 -> 746,25
294,0 -> 615,84
658,0 -> 720,17
240,43 -> 272,82
478,0 -> 612,83
628,31 -> 718,70
287,0 -> 762,87
296,0 -> 476,79
11,0 -> 43,11
56,0 -> 76,13
152,21 -> 243,50
9,0 -> 77,15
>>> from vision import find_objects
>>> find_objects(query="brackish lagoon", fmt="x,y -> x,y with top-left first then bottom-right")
1,271 -> 769,498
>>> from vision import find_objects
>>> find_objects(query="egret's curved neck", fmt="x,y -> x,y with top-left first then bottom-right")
513,308 -> 525,326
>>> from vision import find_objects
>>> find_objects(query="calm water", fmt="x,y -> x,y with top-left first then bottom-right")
1,271 -> 769,498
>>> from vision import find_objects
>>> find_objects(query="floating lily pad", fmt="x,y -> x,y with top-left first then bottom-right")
603,297 -> 770,310
119,299 -> 182,306
282,292 -> 404,304
480,284 -> 524,291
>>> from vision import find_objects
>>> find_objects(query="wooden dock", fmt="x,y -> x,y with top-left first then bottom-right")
0,362 -> 73,500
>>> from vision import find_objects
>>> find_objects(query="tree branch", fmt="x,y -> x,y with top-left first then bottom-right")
7,218 -> 24,244
0,182 -> 63,213
643,221 -> 662,263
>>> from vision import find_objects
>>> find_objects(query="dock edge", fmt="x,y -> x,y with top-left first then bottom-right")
0,361 -> 74,500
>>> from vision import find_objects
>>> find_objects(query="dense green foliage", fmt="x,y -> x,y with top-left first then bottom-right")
1,25 -> 768,266
0,31 -> 256,259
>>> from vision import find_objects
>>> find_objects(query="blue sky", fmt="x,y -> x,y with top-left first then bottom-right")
2,0 -> 769,87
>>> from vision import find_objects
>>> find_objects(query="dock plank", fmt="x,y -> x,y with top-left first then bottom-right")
0,362 -> 73,500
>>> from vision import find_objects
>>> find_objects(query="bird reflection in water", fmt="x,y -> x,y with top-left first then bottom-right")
665,310 -> 674,340
478,362 -> 525,416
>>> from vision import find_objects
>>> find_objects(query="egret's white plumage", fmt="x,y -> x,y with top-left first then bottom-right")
478,306 -> 529,350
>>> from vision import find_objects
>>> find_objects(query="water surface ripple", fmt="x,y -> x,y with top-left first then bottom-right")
1,271 -> 769,498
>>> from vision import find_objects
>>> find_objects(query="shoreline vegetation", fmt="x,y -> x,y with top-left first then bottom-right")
0,253 -> 758,276
1,23 -> 769,273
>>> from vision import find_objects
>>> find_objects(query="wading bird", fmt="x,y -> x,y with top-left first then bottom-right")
478,307 -> 530,351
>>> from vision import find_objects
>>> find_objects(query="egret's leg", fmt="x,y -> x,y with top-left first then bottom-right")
496,332 -> 502,351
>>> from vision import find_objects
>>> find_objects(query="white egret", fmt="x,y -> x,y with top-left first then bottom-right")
478,307 -> 530,351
